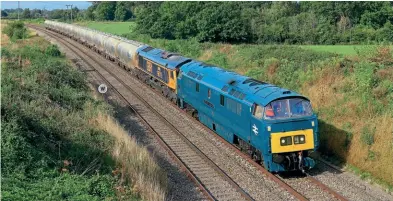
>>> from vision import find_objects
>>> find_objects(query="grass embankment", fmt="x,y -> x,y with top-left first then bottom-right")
1,21 -> 167,201
83,22 -> 393,190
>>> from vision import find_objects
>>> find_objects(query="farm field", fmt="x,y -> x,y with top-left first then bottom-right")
76,21 -> 136,35
301,45 -> 362,55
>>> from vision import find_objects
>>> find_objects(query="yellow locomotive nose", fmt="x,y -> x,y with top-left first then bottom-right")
270,129 -> 314,153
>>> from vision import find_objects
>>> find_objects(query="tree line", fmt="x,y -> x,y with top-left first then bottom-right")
1,7 -> 82,21
83,1 -> 393,44
132,1 -> 393,44
2,2 -> 392,44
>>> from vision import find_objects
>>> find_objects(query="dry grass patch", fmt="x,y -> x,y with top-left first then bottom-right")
1,20 -> 10,46
346,115 -> 393,184
198,49 -> 213,61
90,112 -> 167,201
302,67 -> 346,110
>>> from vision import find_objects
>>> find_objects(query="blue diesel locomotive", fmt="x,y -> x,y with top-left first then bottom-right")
45,20 -> 319,172
176,61 -> 319,172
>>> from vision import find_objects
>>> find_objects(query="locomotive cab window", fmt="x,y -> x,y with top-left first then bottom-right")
170,71 -> 174,79
264,98 -> 313,120
138,56 -> 143,68
220,95 -> 225,106
253,104 -> 263,119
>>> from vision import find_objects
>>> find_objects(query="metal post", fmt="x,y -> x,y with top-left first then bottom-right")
17,1 -> 20,20
66,4 -> 73,23
70,5 -> 73,22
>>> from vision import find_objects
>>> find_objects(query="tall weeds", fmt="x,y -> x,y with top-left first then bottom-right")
90,112 -> 167,201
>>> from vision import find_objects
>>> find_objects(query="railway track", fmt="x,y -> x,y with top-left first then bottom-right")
30,24 -> 350,201
30,24 -> 254,201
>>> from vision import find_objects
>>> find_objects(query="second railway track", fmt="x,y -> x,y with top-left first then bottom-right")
30,24 -> 254,201
30,24 -> 351,201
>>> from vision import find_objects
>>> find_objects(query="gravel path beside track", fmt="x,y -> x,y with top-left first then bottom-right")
309,161 -> 393,201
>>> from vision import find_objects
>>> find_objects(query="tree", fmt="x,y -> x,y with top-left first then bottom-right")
135,2 -> 162,35
196,2 -> 249,42
360,2 -> 393,29
114,2 -> 131,21
30,9 -> 42,18
85,5 -> 96,20
376,21 -> 393,42
1,10 -> 8,17
95,2 -> 116,21
49,9 -> 65,20
22,8 -> 31,19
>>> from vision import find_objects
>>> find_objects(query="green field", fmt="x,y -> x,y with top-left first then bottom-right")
301,45 -> 361,55
79,21 -> 136,35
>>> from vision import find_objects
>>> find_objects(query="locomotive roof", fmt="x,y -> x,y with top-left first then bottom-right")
180,61 -> 308,106
137,45 -> 192,70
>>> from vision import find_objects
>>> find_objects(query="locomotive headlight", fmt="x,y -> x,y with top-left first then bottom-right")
267,126 -> 271,132
280,136 -> 292,146
294,135 -> 306,144
311,121 -> 315,127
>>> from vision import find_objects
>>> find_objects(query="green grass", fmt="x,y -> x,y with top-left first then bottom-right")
301,45 -> 369,56
81,21 -> 136,35
1,22 -> 144,200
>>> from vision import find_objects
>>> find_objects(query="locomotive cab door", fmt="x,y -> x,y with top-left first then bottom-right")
250,103 -> 266,161
250,103 -> 263,141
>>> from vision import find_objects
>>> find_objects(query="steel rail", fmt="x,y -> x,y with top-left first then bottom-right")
30,24 -> 254,201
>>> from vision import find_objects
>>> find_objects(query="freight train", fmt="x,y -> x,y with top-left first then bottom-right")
45,20 -> 319,172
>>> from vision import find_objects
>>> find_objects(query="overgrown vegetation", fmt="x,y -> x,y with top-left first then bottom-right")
2,20 -> 28,41
1,22 -> 167,200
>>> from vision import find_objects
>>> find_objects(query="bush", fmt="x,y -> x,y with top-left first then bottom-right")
2,21 -> 28,41
361,126 -> 375,146
354,62 -> 376,95
45,45 -> 61,57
